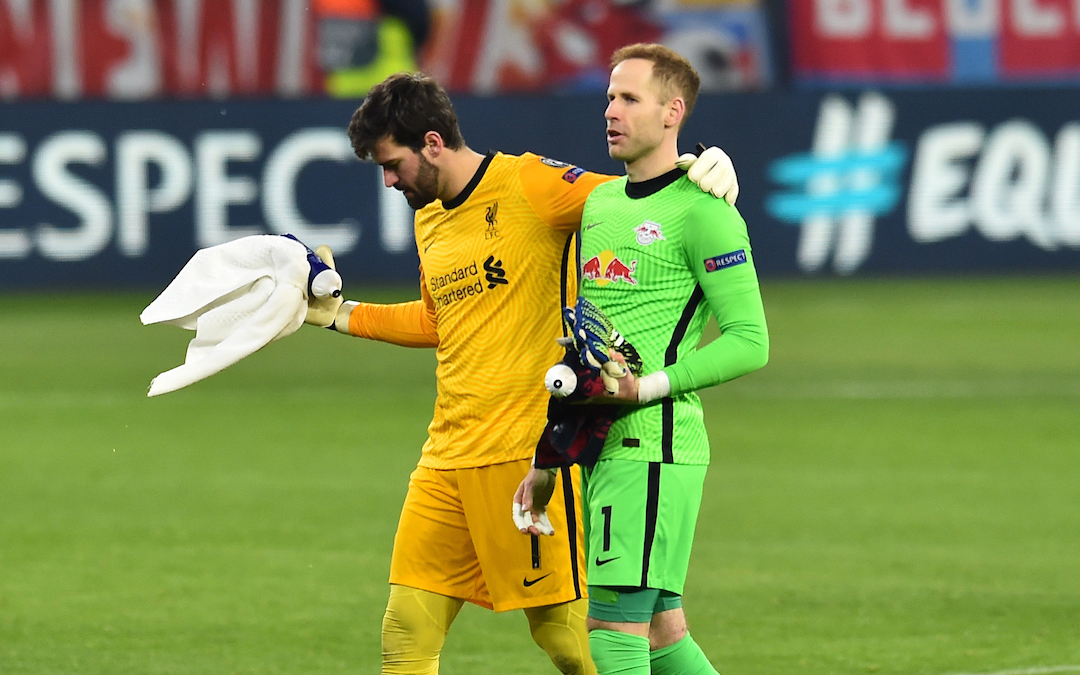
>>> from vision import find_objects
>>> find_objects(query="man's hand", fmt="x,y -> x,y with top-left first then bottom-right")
304,245 -> 344,327
599,350 -> 639,403
677,146 -> 739,206
513,467 -> 559,536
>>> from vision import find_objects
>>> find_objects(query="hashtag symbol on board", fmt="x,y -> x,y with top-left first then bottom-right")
765,92 -> 909,276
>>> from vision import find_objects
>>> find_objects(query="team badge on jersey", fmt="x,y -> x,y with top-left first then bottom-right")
485,202 -> 500,239
582,250 -> 637,286
634,221 -> 665,246
704,249 -> 747,272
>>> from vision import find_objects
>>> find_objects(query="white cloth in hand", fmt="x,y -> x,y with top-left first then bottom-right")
140,235 -> 310,397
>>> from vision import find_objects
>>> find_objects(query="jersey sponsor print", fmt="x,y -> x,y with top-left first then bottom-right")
427,253 -> 508,310
582,250 -> 638,286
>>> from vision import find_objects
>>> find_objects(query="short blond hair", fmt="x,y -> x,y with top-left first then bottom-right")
611,44 -> 700,129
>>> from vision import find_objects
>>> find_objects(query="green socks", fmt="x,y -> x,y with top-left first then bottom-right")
649,634 -> 719,675
589,629 -> 650,674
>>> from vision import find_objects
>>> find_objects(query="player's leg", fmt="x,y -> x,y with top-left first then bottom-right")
580,460 -> 656,674
582,460 -> 710,675
639,461 -> 717,673
646,603 -> 686,650
521,464 -> 595,674
647,606 -> 718,675
585,588 -> 655,675
457,460 -> 592,673
382,585 -> 465,675
523,598 -> 596,675
585,595 -> 718,675
383,466 -> 489,674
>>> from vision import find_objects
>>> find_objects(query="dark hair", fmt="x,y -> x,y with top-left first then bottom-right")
347,72 -> 466,160
610,44 -> 700,129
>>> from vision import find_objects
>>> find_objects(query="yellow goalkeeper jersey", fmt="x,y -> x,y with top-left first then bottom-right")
349,151 -> 613,469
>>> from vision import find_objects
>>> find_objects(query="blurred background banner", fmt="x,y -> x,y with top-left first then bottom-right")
1,0 -> 1078,289
789,0 -> 1080,85
0,0 -> 770,98
0,0 -> 322,99
2,86 -> 1079,289
423,0 -> 772,92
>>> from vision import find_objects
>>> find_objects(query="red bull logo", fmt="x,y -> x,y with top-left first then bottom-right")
581,250 -> 637,286
582,255 -> 603,280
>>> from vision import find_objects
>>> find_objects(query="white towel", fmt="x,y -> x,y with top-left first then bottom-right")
140,235 -> 311,397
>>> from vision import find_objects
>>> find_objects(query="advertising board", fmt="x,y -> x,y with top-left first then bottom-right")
2,88 -> 1078,289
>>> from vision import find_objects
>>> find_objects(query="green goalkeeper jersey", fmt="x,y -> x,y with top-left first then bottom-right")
579,168 -> 769,465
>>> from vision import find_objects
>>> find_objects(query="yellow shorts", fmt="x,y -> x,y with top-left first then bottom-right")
389,459 -> 587,612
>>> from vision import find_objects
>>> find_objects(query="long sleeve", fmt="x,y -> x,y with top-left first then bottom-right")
345,272 -> 439,348
663,201 -> 769,395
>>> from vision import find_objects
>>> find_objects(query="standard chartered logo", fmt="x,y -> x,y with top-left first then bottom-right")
766,92 -> 908,275
429,255 -> 507,310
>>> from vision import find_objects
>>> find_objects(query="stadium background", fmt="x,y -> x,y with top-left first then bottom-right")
2,2 -> 1079,674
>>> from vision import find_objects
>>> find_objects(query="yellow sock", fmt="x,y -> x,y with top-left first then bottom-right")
524,598 -> 598,675
381,585 -> 464,675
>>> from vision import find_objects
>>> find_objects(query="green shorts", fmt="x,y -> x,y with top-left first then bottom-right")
582,459 -> 707,595
587,586 -> 683,623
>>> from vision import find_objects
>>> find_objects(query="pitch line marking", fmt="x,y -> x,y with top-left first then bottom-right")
945,666 -> 1080,675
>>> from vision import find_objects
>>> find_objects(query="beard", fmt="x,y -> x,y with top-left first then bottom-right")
404,153 -> 440,209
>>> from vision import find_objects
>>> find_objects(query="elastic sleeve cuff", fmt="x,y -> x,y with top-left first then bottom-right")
637,371 -> 671,404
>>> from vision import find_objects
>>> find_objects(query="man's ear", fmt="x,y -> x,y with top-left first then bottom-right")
423,131 -> 445,159
665,97 -> 686,130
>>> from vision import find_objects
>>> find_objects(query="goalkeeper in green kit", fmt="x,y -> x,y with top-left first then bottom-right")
513,43 -> 769,675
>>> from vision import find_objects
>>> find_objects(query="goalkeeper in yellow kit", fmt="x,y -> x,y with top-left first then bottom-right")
304,72 -> 738,675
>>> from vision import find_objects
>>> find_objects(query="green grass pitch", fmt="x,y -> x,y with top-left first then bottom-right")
2,276 -> 1079,675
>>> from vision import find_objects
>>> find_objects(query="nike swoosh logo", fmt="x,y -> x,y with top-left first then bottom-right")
423,241 -> 435,253
585,222 -> 600,230
523,573 -> 552,587
594,556 -> 620,566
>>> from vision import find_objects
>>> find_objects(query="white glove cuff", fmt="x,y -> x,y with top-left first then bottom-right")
334,301 -> 358,334
637,371 -> 671,404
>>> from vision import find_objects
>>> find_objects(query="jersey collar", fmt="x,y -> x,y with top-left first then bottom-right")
624,167 -> 685,200
442,151 -> 497,210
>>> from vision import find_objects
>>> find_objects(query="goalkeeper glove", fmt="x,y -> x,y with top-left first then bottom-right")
676,144 -> 739,206
295,240 -> 344,328
564,297 -> 642,394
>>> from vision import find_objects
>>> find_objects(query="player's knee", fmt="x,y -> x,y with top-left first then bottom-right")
382,608 -> 441,675
531,624 -> 589,674
526,600 -> 595,675
381,586 -> 459,675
